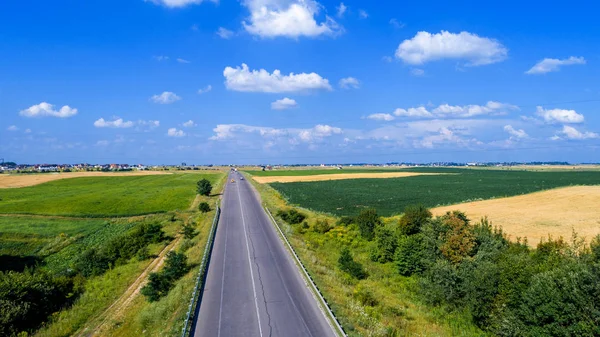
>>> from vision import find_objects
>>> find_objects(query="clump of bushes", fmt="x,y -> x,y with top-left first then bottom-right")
198,202 -> 211,213
312,219 -> 332,234
338,247 -> 367,279
141,251 -> 189,302
356,208 -> 381,240
277,209 -> 306,224
196,179 -> 212,196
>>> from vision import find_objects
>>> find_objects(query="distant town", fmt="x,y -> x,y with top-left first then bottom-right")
2,160 -> 598,174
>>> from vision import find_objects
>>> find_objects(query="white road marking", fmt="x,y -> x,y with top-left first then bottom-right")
217,196 -> 229,337
237,180 -> 264,337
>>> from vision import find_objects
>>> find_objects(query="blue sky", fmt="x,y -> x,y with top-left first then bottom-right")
1,0 -> 599,165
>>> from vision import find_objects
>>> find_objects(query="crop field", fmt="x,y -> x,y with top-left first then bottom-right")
0,171 -> 170,188
0,173 -> 221,217
252,171 -> 443,183
270,168 -> 600,217
246,168 -> 416,176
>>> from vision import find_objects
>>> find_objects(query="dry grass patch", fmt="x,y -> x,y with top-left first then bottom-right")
0,171 -> 170,188
253,172 -> 442,183
432,186 -> 600,243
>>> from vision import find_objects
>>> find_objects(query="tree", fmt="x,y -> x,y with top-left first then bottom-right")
370,227 -> 397,263
277,209 -> 306,224
338,247 -> 367,279
395,234 -> 426,275
440,211 -> 475,264
198,202 -> 211,213
196,179 -> 212,196
181,224 -> 198,239
162,251 -> 188,281
141,272 -> 171,302
356,208 -> 381,241
398,204 -> 432,235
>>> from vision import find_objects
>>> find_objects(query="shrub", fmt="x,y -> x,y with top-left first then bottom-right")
336,216 -> 354,226
370,227 -> 397,263
439,211 -> 475,264
181,224 -> 198,239
353,284 -> 378,306
338,247 -> 367,279
198,202 -> 211,213
142,251 -> 189,302
162,251 -> 189,281
356,208 -> 381,241
141,272 -> 171,302
277,209 -> 306,225
591,235 -> 600,262
395,234 -> 426,276
312,219 -> 332,234
196,179 -> 212,196
398,204 -> 432,235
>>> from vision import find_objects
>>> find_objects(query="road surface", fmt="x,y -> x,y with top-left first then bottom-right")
192,172 -> 336,337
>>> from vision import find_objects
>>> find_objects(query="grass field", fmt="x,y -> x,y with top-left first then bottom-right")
0,171 -> 170,188
269,168 -> 600,217
0,173 -> 221,217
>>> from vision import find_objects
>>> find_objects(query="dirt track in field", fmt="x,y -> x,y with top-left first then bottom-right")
431,186 -> 600,243
0,171 -> 170,188
252,172 -> 442,183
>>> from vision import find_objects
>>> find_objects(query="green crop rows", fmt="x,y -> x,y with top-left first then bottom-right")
269,168 -> 600,216
0,173 -> 220,217
246,168 -> 413,176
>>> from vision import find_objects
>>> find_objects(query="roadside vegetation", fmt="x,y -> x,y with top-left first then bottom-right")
0,172 -> 226,337
248,172 -> 600,336
270,168 -> 600,216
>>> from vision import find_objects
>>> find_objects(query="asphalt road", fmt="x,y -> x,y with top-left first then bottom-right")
192,172 -> 336,337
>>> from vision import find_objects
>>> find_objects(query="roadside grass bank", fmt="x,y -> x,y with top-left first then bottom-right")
245,173 -> 485,337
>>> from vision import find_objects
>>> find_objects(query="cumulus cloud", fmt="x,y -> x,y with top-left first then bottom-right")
271,97 -> 298,110
138,120 -> 161,130
20,102 -> 78,118
526,56 -> 586,75
216,27 -> 234,39
242,0 -> 342,38
94,118 -> 135,128
504,125 -> 528,139
145,0 -> 217,8
177,58 -> 191,64
367,113 -> 395,121
390,101 -> 518,119
393,106 -> 433,118
210,123 -> 342,144
150,91 -> 181,104
395,31 -> 508,66
339,77 -> 360,89
223,63 -> 332,93
7,125 -> 18,131
167,128 -> 186,137
536,106 -> 584,124
358,9 -> 368,19
153,55 -> 169,61
336,2 -> 346,18
183,120 -> 197,127
559,125 -> 598,140
198,85 -> 212,94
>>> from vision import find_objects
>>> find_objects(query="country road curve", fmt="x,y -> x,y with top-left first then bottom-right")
192,172 -> 337,337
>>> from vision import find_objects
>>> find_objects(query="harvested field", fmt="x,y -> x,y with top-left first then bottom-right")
252,172 -> 441,183
0,171 -> 169,188
431,186 -> 600,243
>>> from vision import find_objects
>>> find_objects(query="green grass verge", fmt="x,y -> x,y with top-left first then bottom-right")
269,168 -> 600,216
0,173 -> 221,217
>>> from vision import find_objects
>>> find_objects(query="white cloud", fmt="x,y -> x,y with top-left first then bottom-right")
393,106 -> 432,118
177,58 -> 190,64
536,106 -> 584,124
19,102 -> 78,118
216,27 -> 234,39
150,91 -> 181,104
167,128 -> 186,137
336,2 -> 346,18
223,63 -> 332,93
96,140 -> 110,146
367,113 -> 395,121
210,123 -> 342,144
145,0 -> 217,8
242,0 -> 342,39
389,101 -> 518,120
560,125 -> 598,140
183,120 -> 197,128
24,128 -> 31,134
389,18 -> 405,29
153,55 -> 169,61
271,97 -> 298,110
198,85 -> 212,94
504,125 -> 528,139
138,120 -> 160,130
358,9 -> 368,19
410,68 -> 425,76
7,125 -> 18,131
382,56 -> 393,63
94,118 -> 135,128
395,30 -> 508,66
339,77 -> 360,89
526,56 -> 586,75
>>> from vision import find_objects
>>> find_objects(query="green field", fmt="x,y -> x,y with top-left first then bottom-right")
0,173 -> 220,217
246,168 -> 413,176
270,168 -> 600,216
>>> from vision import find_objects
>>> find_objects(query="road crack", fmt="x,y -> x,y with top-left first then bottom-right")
248,230 -> 273,337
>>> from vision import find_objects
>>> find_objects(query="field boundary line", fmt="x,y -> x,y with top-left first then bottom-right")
264,206 -> 347,337
180,200 -> 221,337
